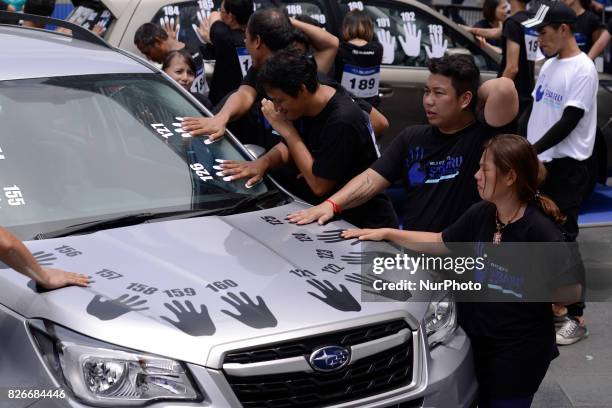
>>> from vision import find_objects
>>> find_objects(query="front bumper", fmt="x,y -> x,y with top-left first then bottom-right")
0,304 -> 476,408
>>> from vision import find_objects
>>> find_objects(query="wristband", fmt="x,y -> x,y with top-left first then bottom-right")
325,199 -> 342,215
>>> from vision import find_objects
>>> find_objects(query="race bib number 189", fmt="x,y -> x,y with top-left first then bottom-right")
340,64 -> 380,99
236,47 -> 252,78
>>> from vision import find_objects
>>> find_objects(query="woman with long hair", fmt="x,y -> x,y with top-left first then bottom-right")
343,134 -> 581,407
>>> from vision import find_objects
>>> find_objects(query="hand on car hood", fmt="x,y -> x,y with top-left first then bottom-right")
0,203 -> 426,367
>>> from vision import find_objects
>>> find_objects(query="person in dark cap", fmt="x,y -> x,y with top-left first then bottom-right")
524,1 -> 596,346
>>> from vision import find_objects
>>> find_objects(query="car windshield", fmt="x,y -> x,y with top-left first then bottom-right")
0,73 -> 285,239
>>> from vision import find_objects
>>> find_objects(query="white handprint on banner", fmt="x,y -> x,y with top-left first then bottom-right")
425,25 -> 448,59
398,22 -> 422,57
376,29 -> 396,64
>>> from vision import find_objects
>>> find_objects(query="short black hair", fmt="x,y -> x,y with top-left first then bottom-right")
428,55 -> 480,111
223,0 -> 253,26
247,8 -> 293,51
258,48 -> 319,97
546,22 -> 576,34
24,0 -> 55,16
134,22 -> 167,47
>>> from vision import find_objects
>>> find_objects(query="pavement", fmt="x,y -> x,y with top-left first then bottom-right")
533,302 -> 612,408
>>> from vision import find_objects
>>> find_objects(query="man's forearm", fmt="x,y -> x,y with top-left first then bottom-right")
534,107 -> 584,154
217,87 -> 255,123
259,143 -> 290,171
327,169 -> 388,210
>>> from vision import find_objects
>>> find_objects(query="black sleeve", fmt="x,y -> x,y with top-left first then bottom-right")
370,128 -> 410,183
441,201 -> 487,243
607,18 -> 612,35
241,66 -> 258,89
503,18 -> 523,45
311,121 -> 358,181
534,106 -> 585,154
517,100 -> 532,136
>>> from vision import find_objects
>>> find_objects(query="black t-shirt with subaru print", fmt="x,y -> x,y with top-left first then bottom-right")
370,117 -> 514,232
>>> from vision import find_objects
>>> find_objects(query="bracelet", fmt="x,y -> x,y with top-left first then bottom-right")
325,199 -> 342,215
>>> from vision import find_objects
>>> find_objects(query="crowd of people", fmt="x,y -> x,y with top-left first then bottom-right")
1,0 -> 604,406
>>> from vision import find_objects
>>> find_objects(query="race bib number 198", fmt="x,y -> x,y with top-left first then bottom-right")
340,64 -> 380,99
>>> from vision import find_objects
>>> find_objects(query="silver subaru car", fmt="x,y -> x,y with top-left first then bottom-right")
0,15 -> 475,408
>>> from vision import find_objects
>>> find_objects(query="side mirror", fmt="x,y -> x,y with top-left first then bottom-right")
244,144 -> 266,159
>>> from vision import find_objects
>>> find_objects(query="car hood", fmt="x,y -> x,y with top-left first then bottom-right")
1,203 -> 427,367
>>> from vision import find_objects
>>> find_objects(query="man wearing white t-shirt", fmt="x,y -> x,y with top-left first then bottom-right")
524,1 -> 597,346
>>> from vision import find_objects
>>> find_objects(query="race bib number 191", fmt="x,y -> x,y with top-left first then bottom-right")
236,47 -> 252,78
340,64 -> 380,99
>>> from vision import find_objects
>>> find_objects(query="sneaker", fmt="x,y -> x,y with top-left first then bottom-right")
554,314 -> 567,330
556,316 -> 589,345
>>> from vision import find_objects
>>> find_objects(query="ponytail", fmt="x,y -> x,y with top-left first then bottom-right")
534,161 -> 566,225
533,193 -> 567,225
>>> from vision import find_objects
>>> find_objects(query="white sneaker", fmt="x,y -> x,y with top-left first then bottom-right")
556,316 -> 589,346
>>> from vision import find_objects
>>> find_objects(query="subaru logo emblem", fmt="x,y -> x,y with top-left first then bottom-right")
309,346 -> 350,372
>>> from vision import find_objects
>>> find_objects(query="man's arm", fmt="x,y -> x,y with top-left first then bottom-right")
219,142 -> 291,187
291,17 -> 339,74
478,77 -> 519,127
0,227 -> 89,289
181,84 -> 257,139
287,169 -> 390,225
588,30 -> 611,59
281,127 -> 337,197
502,39 -> 520,80
369,106 -> 389,137
533,106 -> 584,154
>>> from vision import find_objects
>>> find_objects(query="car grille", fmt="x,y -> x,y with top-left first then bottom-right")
223,320 -> 414,408
224,319 -> 409,364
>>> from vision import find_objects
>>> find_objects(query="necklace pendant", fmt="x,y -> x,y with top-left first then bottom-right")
493,231 -> 502,244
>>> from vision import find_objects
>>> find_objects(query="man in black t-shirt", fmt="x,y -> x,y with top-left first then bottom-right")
287,55 -> 518,233
181,8 -> 342,142
499,0 -> 539,117
220,49 -> 397,228
197,0 -> 253,106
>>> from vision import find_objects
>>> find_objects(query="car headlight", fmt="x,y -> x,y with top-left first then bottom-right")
423,292 -> 457,348
28,320 -> 201,406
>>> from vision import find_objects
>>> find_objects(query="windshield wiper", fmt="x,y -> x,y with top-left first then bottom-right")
32,190 -> 289,240
216,189 -> 289,216
33,210 -> 221,240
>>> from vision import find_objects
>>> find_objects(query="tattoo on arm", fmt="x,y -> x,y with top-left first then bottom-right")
344,173 -> 377,209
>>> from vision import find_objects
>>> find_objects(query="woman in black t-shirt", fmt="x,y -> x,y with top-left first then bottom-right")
342,134 -> 581,407
162,50 -> 212,109
473,0 -> 509,48
334,10 -> 383,107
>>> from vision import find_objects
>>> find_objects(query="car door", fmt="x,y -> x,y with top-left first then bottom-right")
336,0 -> 500,149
